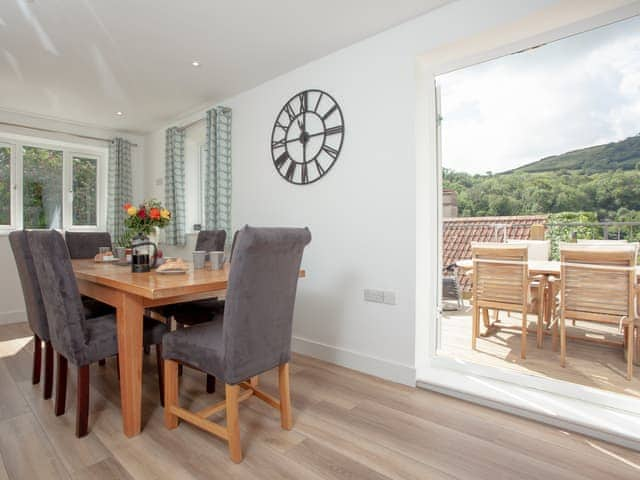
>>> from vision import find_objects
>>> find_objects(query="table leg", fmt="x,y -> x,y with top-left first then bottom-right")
117,293 -> 144,437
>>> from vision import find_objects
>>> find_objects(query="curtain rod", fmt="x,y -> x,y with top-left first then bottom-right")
180,118 -> 204,130
0,121 -> 139,147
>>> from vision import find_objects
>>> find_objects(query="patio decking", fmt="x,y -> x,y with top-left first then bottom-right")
438,304 -> 640,398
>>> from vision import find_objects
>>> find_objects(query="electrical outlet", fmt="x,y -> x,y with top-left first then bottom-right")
383,291 -> 397,305
364,289 -> 385,303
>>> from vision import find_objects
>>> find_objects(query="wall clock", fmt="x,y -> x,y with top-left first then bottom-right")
270,89 -> 344,185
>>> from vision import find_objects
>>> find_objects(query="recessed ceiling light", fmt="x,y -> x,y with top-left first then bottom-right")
116,111 -> 123,116
191,61 -> 200,67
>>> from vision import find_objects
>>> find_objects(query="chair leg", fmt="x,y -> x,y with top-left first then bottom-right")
560,314 -> 567,368
32,334 -> 42,385
43,341 -> 53,400
144,345 -> 151,355
225,384 -> 242,463
164,360 -> 179,429
206,375 -> 216,394
76,365 -> 90,438
627,322 -> 634,381
98,359 -> 106,366
54,353 -> 68,416
156,345 -> 164,407
278,363 -> 292,430
115,354 -> 120,379
471,302 -> 479,350
521,308 -> 527,359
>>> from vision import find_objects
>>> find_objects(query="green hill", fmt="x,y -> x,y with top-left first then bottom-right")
507,134 -> 640,174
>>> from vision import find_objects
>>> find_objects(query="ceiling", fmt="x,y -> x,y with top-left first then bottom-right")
0,0 -> 451,134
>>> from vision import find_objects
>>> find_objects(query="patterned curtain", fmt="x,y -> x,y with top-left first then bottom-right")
164,127 -> 186,246
204,106 -> 232,242
106,137 -> 132,243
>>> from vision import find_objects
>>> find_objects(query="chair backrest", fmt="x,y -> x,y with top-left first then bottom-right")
506,239 -> 550,261
195,230 -> 226,252
65,231 -> 112,259
28,230 -> 90,364
472,243 -> 528,307
560,243 -> 636,322
222,226 -> 311,384
8,231 -> 50,341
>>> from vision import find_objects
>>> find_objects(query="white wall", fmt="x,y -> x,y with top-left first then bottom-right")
0,109 -> 144,325
144,0 -> 635,385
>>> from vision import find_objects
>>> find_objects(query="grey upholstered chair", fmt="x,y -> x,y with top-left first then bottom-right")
65,231 -> 115,322
163,226 -> 311,463
64,231 -> 112,259
157,229 -> 231,392
9,231 -> 54,399
27,230 -> 169,437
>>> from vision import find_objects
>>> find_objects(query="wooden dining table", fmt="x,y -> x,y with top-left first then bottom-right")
72,259 -> 307,438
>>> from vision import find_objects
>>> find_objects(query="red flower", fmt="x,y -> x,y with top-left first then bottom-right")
149,207 -> 161,220
123,202 -> 132,211
137,207 -> 146,219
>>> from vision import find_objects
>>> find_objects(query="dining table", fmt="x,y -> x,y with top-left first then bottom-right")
72,259 -> 305,438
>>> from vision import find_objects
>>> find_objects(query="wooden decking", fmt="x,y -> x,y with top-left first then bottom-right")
439,304 -> 640,398
1,321 -> 640,479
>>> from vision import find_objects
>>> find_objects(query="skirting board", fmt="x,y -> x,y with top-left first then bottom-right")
417,368 -> 640,452
0,310 -> 26,326
292,335 -> 416,386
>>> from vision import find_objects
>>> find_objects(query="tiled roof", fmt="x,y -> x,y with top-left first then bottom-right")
443,215 -> 548,292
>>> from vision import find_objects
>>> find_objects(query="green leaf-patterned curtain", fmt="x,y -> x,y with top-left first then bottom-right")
106,137 -> 132,243
164,127 -> 186,246
204,107 -> 232,242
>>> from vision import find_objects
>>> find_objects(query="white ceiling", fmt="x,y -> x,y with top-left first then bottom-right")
0,0 -> 451,134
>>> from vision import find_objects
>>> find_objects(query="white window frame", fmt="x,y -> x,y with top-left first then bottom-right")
0,133 -> 107,233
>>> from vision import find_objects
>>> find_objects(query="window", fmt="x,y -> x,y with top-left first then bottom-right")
72,155 -> 98,226
22,146 -> 63,229
0,143 -> 11,226
0,137 -> 104,231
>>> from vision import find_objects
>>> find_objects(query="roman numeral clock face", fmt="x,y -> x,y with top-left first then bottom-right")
271,89 -> 345,185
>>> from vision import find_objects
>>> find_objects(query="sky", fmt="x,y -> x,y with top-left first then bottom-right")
438,15 -> 640,174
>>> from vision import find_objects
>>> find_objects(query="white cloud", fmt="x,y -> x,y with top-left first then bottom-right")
439,16 -> 640,174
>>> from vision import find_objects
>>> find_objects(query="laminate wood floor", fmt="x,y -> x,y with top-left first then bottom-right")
1,321 -> 639,479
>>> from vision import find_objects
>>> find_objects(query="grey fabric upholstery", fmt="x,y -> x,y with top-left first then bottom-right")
9,231 -> 50,341
65,232 -> 112,259
64,231 -> 115,316
163,226 -> 311,384
28,230 -> 168,366
195,230 -> 226,252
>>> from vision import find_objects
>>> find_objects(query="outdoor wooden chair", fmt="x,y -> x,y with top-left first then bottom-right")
471,244 -> 545,358
556,244 -> 637,380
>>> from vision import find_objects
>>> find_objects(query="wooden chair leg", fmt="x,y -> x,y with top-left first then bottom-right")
43,341 -> 53,400
76,365 -> 90,437
164,360 -> 179,429
560,314 -> 567,368
32,334 -> 42,385
627,322 -> 634,381
536,283 -> 545,349
471,302 -> 479,350
98,359 -> 106,366
54,353 -> 68,416
225,384 -> 242,463
521,308 -> 527,359
156,345 -> 164,407
206,375 -> 216,393
278,363 -> 292,430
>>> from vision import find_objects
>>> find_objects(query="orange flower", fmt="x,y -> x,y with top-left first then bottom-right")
123,202 -> 132,211
149,207 -> 161,220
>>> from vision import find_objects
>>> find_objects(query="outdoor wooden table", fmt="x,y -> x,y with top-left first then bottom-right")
72,259 -> 305,437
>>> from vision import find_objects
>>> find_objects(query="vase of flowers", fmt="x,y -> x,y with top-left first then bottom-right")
118,199 -> 171,247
